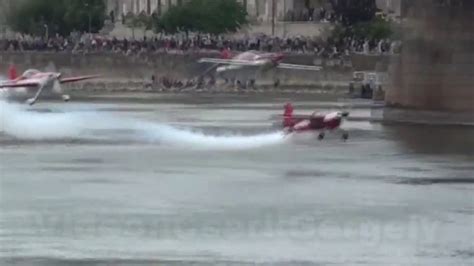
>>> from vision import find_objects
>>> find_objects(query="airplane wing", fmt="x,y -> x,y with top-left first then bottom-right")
198,58 -> 263,66
0,78 -> 49,105
0,75 -> 100,87
276,114 -> 311,120
277,63 -> 322,71
60,75 -> 100,84
293,119 -> 311,131
0,79 -> 41,88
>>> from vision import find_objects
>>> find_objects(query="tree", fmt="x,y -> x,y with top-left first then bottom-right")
64,0 -> 106,34
328,0 -> 393,42
328,0 -> 377,26
156,0 -> 248,35
159,4 -> 196,34
7,0 -> 105,36
352,17 -> 393,40
125,11 -> 154,38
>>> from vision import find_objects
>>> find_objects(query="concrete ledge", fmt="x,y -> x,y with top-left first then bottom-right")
374,108 -> 474,127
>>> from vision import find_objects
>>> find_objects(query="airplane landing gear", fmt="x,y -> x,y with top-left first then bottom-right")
342,132 -> 349,141
236,80 -> 244,89
247,79 -> 256,89
26,98 -> 36,106
318,132 -> 325,140
26,83 -> 46,106
273,78 -> 280,88
62,94 -> 70,102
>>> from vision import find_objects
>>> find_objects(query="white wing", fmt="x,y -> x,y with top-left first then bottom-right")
198,58 -> 265,66
0,78 -> 43,88
323,112 -> 341,122
277,63 -> 322,71
293,119 -> 311,130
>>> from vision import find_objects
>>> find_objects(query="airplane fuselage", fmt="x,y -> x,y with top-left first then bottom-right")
1,68 -> 98,105
216,51 -> 284,73
0,70 -> 65,104
1,73 -> 60,97
280,103 -> 349,140
284,115 -> 343,132
198,51 -> 320,88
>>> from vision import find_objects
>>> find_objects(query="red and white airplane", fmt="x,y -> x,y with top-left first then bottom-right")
280,103 -> 350,140
198,50 -> 322,87
0,66 -> 99,105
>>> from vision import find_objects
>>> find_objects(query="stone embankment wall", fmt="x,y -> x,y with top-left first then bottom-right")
0,52 -> 354,86
386,0 -> 474,111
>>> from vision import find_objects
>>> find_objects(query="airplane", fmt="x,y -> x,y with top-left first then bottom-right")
197,50 -> 322,88
279,103 -> 350,141
0,67 -> 100,105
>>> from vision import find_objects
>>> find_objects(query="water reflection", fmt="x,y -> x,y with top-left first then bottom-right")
385,124 -> 474,156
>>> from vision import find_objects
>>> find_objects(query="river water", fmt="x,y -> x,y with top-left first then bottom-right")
0,95 -> 473,265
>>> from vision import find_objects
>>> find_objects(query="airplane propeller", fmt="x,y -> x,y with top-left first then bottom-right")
53,78 -> 62,92
44,62 -> 58,73
340,111 -> 350,118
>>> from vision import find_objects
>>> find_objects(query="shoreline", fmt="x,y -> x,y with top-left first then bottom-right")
67,81 -> 351,95
31,90 -> 474,127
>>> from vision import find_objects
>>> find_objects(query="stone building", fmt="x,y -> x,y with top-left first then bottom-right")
375,0 -> 405,18
104,0 -> 332,37
0,0 -> 18,36
245,0 -> 329,22
106,0 -> 328,21
105,0 -> 182,17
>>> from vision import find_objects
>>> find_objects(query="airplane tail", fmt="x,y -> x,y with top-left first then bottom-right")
283,103 -> 294,128
220,48 -> 232,59
8,64 -> 18,80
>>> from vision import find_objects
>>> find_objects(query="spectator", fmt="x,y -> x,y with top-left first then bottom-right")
110,10 -> 115,23
0,31 -> 399,58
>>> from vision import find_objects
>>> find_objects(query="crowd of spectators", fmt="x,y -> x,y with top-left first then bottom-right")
0,31 -> 400,59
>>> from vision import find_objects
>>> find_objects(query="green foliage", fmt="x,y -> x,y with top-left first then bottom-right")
330,24 -> 346,42
139,13 -> 153,31
159,4 -> 194,34
156,0 -> 248,34
353,17 -> 393,40
124,11 -> 153,30
7,0 -> 105,36
328,0 -> 393,42
329,0 -> 377,26
330,16 -> 393,43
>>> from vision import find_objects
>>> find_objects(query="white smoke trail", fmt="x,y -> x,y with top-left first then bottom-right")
0,101 -> 88,139
136,121 -> 286,150
0,101 -> 286,150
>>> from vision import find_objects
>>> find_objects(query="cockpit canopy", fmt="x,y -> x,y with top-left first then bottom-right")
22,69 -> 41,78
